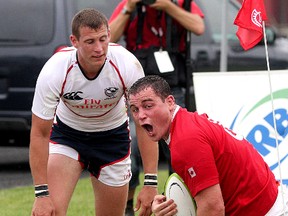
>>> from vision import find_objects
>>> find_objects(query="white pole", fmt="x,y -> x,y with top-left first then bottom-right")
263,21 -> 287,214
220,0 -> 228,72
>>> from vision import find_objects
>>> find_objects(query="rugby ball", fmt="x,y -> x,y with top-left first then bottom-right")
164,173 -> 197,216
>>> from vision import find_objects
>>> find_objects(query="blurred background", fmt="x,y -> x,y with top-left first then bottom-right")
0,0 -> 287,189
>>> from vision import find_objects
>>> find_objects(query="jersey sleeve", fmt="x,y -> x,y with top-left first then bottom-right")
192,2 -> 205,18
31,52 -> 68,120
183,136 -> 219,197
172,113 -> 219,197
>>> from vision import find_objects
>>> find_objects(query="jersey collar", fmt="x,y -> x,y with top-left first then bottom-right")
165,105 -> 180,145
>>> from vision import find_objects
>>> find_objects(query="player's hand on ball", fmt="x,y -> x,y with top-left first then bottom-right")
152,195 -> 177,216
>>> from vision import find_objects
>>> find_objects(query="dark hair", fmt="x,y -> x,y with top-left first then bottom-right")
128,75 -> 171,102
71,8 -> 109,39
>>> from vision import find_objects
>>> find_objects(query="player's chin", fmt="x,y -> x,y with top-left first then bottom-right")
148,133 -> 163,142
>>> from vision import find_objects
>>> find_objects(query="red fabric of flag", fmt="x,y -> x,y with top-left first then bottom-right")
234,0 -> 267,50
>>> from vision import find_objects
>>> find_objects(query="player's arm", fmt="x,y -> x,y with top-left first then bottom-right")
29,113 -> 55,215
109,0 -> 140,43
151,0 -> 205,35
194,184 -> 225,216
134,120 -> 159,216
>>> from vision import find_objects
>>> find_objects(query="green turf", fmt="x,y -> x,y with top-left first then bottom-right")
0,170 -> 169,216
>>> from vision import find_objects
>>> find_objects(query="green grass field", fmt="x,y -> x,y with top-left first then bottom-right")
0,170 -> 169,216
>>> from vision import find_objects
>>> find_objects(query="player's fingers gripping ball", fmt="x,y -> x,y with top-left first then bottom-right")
164,173 -> 197,216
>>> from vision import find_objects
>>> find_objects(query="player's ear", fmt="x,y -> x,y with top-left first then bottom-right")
166,95 -> 175,106
70,34 -> 78,48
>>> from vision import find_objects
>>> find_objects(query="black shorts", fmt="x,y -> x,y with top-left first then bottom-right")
49,116 -> 132,186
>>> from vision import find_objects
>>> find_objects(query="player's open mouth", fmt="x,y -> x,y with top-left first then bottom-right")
142,124 -> 153,134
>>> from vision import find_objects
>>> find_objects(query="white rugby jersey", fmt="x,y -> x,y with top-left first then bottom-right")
32,43 -> 144,132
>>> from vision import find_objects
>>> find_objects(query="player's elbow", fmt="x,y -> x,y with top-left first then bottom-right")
194,184 -> 225,215
197,202 -> 225,215
193,22 -> 205,36
212,203 -> 225,215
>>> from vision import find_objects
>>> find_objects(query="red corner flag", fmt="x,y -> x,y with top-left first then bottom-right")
234,0 -> 267,50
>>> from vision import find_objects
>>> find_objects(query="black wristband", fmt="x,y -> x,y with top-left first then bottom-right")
35,190 -> 50,198
144,174 -> 158,187
144,175 -> 157,180
35,184 -> 48,191
35,184 -> 49,198
143,181 -> 158,187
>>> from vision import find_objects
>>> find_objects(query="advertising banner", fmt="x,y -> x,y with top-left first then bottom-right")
193,70 -> 288,185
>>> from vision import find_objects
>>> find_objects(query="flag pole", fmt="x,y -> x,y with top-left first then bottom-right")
263,21 -> 270,72
263,21 -> 286,213
220,0 -> 228,72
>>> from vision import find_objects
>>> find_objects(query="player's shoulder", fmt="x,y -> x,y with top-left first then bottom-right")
53,46 -> 76,58
41,46 -> 76,77
45,46 -> 76,68
108,42 -> 126,50
108,43 -> 135,59
46,46 -> 76,64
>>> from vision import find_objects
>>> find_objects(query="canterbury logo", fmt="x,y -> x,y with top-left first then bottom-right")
251,9 -> 262,28
63,91 -> 83,100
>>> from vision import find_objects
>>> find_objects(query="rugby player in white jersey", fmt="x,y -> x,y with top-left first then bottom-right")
29,8 -> 158,216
